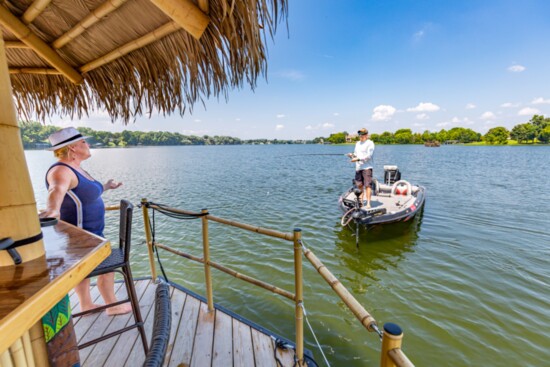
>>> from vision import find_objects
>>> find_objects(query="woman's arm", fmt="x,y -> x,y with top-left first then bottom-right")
40,166 -> 75,218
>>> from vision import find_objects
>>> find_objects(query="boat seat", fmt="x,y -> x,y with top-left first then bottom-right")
391,180 -> 412,197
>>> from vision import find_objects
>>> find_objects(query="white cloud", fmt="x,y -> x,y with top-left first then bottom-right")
407,102 -> 440,112
275,124 -> 284,131
436,122 -> 450,127
518,107 -> 540,116
413,122 -> 425,127
276,114 -> 286,118
416,113 -> 429,120
278,70 -> 305,81
322,123 -> 334,129
194,119 -> 202,123
371,105 -> 396,121
481,111 -> 496,120
305,125 -> 313,130
333,112 -> 340,116
412,23 -> 434,43
532,97 -> 550,105
235,118 -> 241,121
465,103 -> 476,109
500,102 -> 519,108
508,64 -> 526,72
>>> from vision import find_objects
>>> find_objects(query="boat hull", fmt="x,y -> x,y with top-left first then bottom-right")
339,183 -> 426,225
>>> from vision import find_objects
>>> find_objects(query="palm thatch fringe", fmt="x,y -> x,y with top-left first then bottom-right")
4,0 -> 288,122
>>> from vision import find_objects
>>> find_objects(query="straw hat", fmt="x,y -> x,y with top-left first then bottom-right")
358,128 -> 368,135
47,127 -> 88,151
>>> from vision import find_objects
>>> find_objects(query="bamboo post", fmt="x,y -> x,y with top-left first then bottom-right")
148,0 -> 209,40
0,350 -> 14,366
53,0 -> 128,49
201,209 -> 214,311
22,0 -> 53,24
380,323 -> 414,367
29,321 -> 48,366
0,33 -> 45,267
141,199 -> 157,280
293,229 -> 305,366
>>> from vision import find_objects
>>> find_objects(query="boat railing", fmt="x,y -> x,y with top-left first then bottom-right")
139,199 -> 414,367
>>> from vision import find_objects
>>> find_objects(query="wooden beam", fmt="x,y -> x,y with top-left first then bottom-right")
80,21 -> 180,73
0,6 -> 83,84
197,0 -> 209,14
53,0 -> 128,49
21,0 -> 52,24
4,41 -> 29,49
9,68 -> 61,75
148,0 -> 209,40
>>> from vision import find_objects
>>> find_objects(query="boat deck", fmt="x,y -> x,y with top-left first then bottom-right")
71,279 -> 299,366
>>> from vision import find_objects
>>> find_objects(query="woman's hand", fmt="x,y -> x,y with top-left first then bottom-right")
104,179 -> 123,191
39,208 -> 60,219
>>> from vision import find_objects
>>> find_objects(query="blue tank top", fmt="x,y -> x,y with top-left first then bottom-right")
46,163 -> 105,236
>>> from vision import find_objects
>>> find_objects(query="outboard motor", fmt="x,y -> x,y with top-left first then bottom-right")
384,165 -> 401,185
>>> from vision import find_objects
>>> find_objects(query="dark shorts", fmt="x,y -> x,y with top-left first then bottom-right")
355,169 -> 372,188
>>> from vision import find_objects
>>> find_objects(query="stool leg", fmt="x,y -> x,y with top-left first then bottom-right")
123,265 -> 149,354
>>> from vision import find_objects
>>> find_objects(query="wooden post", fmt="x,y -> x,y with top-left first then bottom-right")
293,228 -> 305,366
381,323 -> 405,367
0,33 -> 45,267
141,198 -> 157,280
201,209 -> 214,311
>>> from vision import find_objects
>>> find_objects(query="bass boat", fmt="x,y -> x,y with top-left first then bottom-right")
339,165 -> 426,242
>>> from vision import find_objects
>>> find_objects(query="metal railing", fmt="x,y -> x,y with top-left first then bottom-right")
140,199 -> 414,367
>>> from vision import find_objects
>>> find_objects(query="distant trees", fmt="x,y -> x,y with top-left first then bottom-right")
19,122 -> 309,148
326,132 -> 347,144
483,127 -> 509,144
18,114 -> 550,148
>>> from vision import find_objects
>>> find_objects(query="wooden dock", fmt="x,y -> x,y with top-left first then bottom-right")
71,279 -> 299,366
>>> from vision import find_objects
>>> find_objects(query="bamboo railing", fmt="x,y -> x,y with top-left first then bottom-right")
139,199 -> 414,367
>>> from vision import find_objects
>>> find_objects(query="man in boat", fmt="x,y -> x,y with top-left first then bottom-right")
347,128 -> 375,208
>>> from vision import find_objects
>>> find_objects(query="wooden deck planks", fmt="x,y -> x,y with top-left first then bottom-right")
124,280 -> 161,366
212,310 -> 233,366
251,328 -> 277,367
163,286 -> 186,365
82,279 -> 150,366
70,280 -> 309,367
233,318 -> 255,367
190,302 -> 215,367
80,282 -> 128,363
167,293 -> 200,367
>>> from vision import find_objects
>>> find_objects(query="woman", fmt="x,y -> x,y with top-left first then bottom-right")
40,127 -> 131,315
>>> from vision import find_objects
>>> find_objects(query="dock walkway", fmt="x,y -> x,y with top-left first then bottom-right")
71,279 -> 298,366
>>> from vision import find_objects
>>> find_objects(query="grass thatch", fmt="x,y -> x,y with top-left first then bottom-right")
3,0 -> 287,122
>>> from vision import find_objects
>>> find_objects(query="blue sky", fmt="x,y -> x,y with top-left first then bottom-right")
54,0 -> 550,139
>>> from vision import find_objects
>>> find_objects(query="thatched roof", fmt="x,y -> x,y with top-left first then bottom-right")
0,0 -> 287,121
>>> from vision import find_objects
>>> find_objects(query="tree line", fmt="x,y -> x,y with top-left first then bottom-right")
18,122 -> 311,149
19,115 -> 550,149
324,115 -> 550,145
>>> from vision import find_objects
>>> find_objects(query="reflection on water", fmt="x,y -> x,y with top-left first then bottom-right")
25,145 -> 550,367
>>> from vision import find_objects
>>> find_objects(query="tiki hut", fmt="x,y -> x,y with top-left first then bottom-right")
0,0 -> 287,264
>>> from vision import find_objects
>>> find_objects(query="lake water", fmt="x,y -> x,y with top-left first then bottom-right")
25,144 -> 550,366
